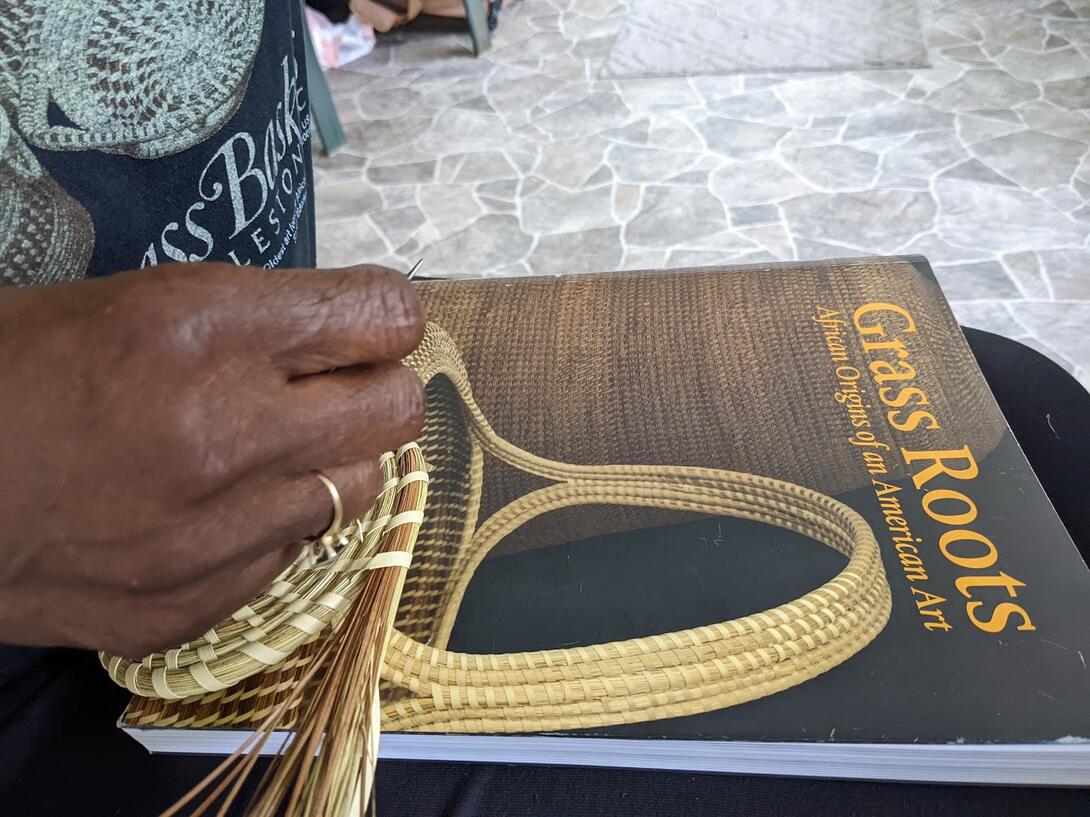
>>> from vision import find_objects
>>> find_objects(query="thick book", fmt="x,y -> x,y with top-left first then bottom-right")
119,257 -> 1090,786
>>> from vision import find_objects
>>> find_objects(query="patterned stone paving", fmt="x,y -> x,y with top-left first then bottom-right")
315,0 -> 1090,387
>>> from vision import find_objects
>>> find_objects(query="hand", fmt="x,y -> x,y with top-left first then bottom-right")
0,262 -> 425,657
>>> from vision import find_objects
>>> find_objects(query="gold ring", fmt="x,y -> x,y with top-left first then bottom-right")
306,471 -> 345,566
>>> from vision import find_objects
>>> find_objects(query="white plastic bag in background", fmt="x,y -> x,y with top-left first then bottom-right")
304,7 -> 376,70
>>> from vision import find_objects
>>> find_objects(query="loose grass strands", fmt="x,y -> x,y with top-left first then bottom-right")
246,451 -> 424,816
158,634 -> 334,817
257,447 -> 423,816
159,445 -> 426,817
252,566 -> 388,815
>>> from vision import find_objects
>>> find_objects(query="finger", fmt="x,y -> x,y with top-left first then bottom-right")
109,455 -> 394,654
246,264 -> 425,376
47,542 -> 302,657
150,541 -> 305,653
272,361 -> 424,475
288,459 -> 390,540
122,452 -> 392,651
167,459 -> 384,588
43,460 -> 383,593
104,262 -> 424,374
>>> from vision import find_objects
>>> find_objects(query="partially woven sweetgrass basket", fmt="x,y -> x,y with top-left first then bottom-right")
102,443 -> 429,816
107,322 -> 892,816
102,445 -> 428,701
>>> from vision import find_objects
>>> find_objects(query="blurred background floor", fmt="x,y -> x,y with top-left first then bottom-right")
314,0 -> 1090,387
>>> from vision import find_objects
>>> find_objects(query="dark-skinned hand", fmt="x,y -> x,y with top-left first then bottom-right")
0,262 -> 425,658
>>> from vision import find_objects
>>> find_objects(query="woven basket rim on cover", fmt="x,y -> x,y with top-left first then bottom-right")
379,324 -> 891,733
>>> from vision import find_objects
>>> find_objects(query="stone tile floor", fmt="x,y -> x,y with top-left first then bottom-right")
314,0 -> 1090,387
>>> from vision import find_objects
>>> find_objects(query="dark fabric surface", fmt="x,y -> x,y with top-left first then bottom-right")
1,327 -> 1087,816
964,329 -> 1090,561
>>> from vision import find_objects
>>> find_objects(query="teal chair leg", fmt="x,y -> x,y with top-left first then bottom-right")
300,0 -> 346,156
464,0 -> 492,56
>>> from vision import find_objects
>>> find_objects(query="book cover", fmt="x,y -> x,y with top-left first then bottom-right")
119,257 -> 1090,785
